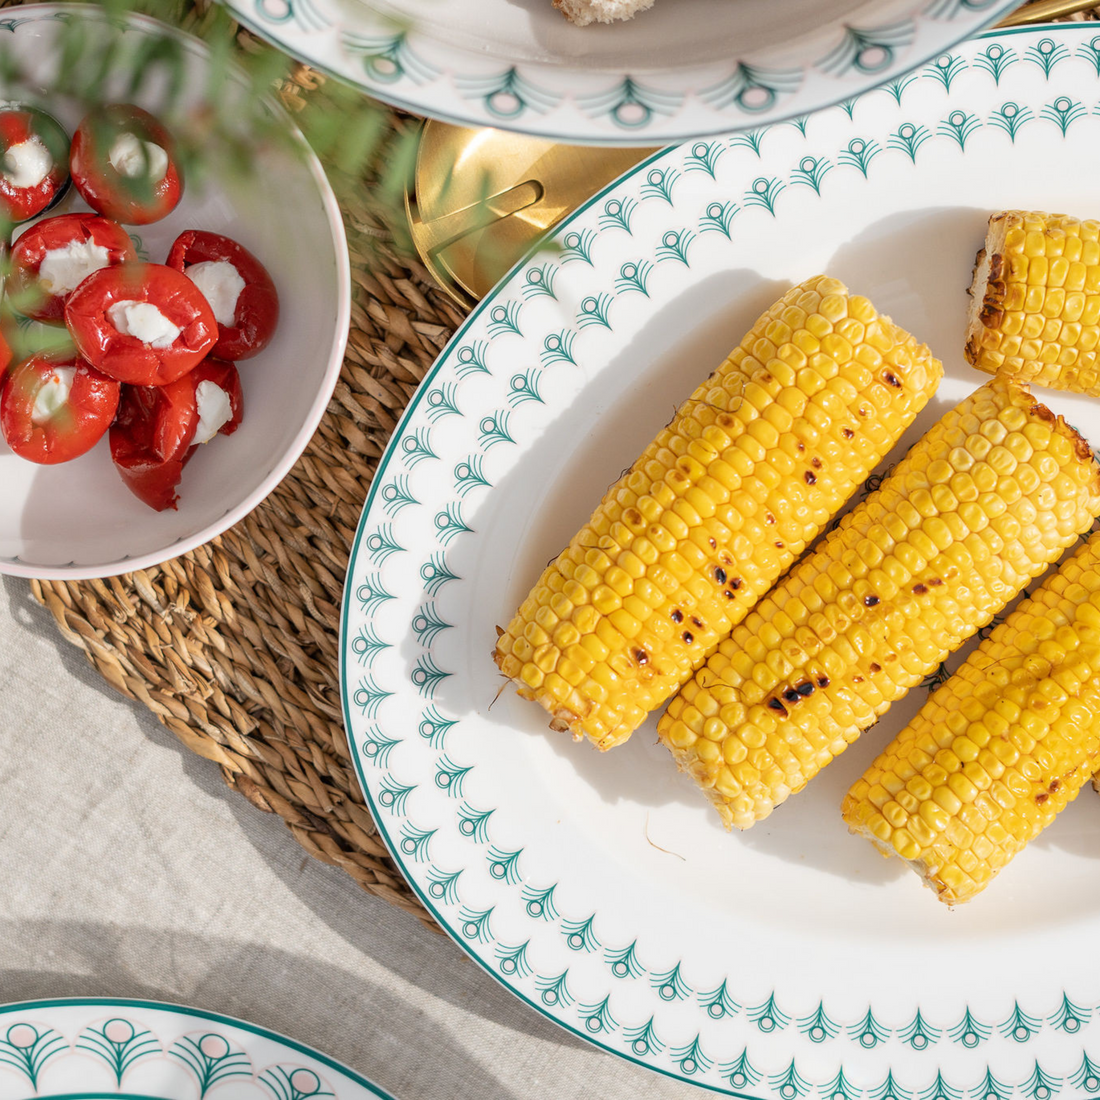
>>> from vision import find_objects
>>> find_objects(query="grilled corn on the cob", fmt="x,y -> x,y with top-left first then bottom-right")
494,276 -> 943,749
843,531 -> 1100,904
659,377 -> 1100,828
966,210 -> 1100,396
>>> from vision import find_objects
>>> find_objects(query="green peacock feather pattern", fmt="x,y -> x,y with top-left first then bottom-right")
0,1024 -> 66,1089
76,1019 -> 160,1086
171,1033 -> 252,1097
258,1065 -> 334,1100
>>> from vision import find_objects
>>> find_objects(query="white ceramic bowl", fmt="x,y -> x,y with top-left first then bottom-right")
0,7 -> 350,580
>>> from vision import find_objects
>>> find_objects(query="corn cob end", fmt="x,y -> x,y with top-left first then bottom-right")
492,638 -> 611,746
964,212 -> 1011,372
966,210 -> 1100,396
840,792 -> 963,902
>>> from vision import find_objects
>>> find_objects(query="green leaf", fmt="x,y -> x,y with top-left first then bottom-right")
334,107 -> 387,175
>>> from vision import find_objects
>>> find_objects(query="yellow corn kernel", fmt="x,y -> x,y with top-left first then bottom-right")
660,377 -> 1100,828
495,276 -> 943,749
844,531 -> 1100,904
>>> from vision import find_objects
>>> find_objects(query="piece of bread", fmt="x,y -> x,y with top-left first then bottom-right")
554,0 -> 656,25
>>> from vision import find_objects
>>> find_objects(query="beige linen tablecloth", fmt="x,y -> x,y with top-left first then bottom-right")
0,576 -> 692,1099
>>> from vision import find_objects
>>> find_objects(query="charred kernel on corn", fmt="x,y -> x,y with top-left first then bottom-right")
494,276 -> 943,749
844,532 -> 1100,905
657,378 -> 1100,828
966,211 -> 1100,397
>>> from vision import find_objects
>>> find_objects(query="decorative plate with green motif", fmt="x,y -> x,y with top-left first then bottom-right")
0,999 -> 395,1098
225,0 -> 1019,144
341,23 -> 1100,1097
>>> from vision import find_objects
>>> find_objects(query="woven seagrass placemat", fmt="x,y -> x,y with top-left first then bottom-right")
24,1 -> 1100,933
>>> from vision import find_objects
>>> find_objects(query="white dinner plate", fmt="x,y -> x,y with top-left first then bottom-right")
341,23 -> 1100,1097
225,0 -> 1019,145
0,998 -> 394,1098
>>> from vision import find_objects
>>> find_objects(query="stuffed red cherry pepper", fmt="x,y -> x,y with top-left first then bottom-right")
65,262 -> 217,385
1,352 -> 120,464
0,107 -> 70,223
109,375 -> 196,511
9,213 -> 136,324
70,104 -> 182,225
166,230 -> 279,361
109,359 -> 242,511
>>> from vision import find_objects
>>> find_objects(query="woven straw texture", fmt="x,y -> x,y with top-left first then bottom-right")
24,1 -> 1100,932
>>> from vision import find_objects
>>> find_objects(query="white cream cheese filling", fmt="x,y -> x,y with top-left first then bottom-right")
31,365 -> 75,424
185,260 -> 244,327
107,299 -> 180,349
3,137 -> 52,189
39,239 -> 111,296
193,380 -> 232,445
108,132 -> 168,181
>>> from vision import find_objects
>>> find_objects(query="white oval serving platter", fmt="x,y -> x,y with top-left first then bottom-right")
341,23 -> 1100,1097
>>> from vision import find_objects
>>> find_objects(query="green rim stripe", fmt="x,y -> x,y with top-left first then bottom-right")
28,1094 -> 167,1099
